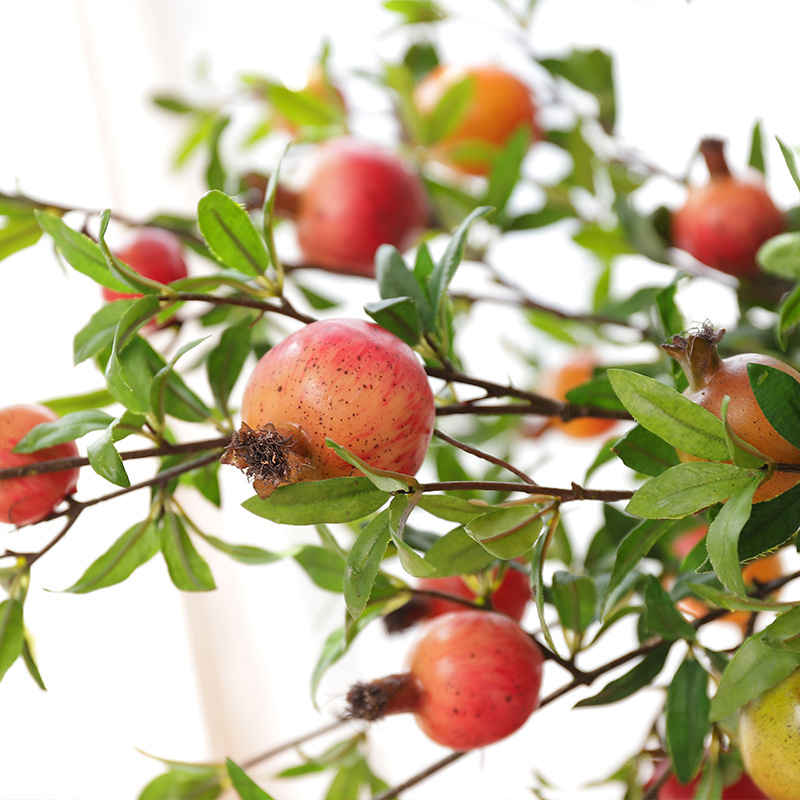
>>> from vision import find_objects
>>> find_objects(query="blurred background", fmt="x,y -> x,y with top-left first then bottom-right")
2,1 -> 800,798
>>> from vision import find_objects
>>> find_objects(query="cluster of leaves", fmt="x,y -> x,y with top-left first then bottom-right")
4,1 -> 800,798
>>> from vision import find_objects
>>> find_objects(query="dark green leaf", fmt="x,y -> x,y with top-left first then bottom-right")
626,462 -> 759,520
612,423 -> 680,477
225,758 -> 275,800
21,632 -> 46,691
608,369 -> 729,461
159,513 -> 216,591
326,440 -> 419,493
504,204 -> 574,232
65,519 -> 159,593
777,136 -> 800,193
344,509 -> 392,619
73,300 -> 136,364
293,545 -> 346,593
643,575 -> 696,641
150,338 -> 209,429
375,244 -> 434,331
748,363 -> 800,450
666,659 -> 710,784
86,420 -> 130,487
551,571 -> 596,634
242,477 -> 388,525
364,297 -> 421,346
0,599 -> 24,682
197,190 -> 270,276
388,495 -> 436,577
574,643 -> 671,708
738,480 -> 800,562
207,320 -> 252,417
422,526 -> 496,575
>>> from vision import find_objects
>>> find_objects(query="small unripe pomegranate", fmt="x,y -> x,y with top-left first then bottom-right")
102,227 -> 189,302
224,319 -> 435,497
739,666 -> 800,800
413,64 -> 540,176
347,610 -> 544,751
383,564 -> 531,633
663,325 -> 800,503
0,404 -> 80,526
671,138 -> 785,278
291,138 -> 429,277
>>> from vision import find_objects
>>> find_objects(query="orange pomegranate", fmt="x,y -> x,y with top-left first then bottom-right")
663,326 -> 800,503
413,64 -> 540,176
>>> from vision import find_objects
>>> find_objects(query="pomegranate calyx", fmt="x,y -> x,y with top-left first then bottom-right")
662,324 -> 725,393
699,137 -> 731,179
346,673 -> 422,720
220,422 -> 310,498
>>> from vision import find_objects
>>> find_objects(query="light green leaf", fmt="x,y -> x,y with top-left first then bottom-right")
344,509 -> 392,619
325,440 -> 419,493
0,599 -> 24,682
158,513 -> 216,592
464,505 -> 543,559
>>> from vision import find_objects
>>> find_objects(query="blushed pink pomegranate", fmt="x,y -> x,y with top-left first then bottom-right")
0,404 -> 80,526
293,138 -> 429,277
347,610 -> 544,750
224,318 -> 435,497
671,138 -> 785,278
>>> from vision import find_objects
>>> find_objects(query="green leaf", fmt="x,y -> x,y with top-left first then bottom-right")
551,571 -> 596,635
326,440 -> 419,493
35,211 -> 128,291
777,136 -> 800,193
603,518 -> 674,614
73,300 -> 135,364
199,533 -> 281,565
505,204 -> 574,232
388,495 -> 436,577
429,206 -> 493,314
574,643 -> 671,708
225,758 -> 275,800
383,0 -> 446,24
756,231 -> 800,279
21,631 -> 46,691
422,526 -> 496,575
150,338 -> 209,429
65,519 -> 159,593
242,477 -> 388,525
268,86 -> 343,128
540,48 -> 616,133
483,126 -> 530,215
612,423 -> 680,477
0,214 -> 43,262
464,505 -> 543,559
748,363 -> 800,450
626,462 -> 759,520
423,74 -> 473,145
666,659 -> 710,784
749,119 -> 765,173
344,509 -> 392,619
738,480 -> 800,562
778,280 -> 800,350
364,297 -> 421,346
710,607 -> 800,721
205,115 -> 230,191
86,420 -> 130,487
206,319 -> 251,417
0,599 -> 24,682
607,369 -> 729,461
416,494 -> 486,524
706,480 -> 758,596
13,410 -> 113,452
643,575 -> 696,641
197,190 -> 270,276
158,513 -> 216,591
293,546 -> 346,593
41,388 -> 115,417
138,768 -> 222,800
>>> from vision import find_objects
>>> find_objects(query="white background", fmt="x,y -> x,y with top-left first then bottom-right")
1,2 -> 800,799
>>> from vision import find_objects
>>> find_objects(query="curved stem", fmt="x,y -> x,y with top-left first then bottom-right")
433,429 -> 537,485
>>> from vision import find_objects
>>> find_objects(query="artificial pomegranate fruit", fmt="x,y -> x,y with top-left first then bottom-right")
383,564 -> 531,633
224,319 -> 435,497
739,666 -> 800,800
290,138 -> 429,277
102,227 -> 188,302
0,404 -> 80,526
347,610 -> 544,751
413,64 -> 540,176
671,524 -> 783,631
663,325 -> 800,503
671,138 -> 785,278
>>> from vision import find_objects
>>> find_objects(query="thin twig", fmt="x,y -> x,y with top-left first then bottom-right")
240,717 -> 350,770
372,751 -> 468,800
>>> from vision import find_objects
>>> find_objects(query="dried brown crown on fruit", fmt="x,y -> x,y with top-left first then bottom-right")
662,324 -> 800,502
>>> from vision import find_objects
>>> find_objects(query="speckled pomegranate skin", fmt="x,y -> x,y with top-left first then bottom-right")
240,319 -> 435,480
406,610 -> 543,750
0,404 -> 80,526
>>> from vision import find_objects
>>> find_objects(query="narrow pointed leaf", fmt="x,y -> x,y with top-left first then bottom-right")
225,758 -> 276,800
14,410 -> 113,452
344,509 -> 392,619
0,599 -> 24,682
159,513 -> 216,591
666,659 -> 710,784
